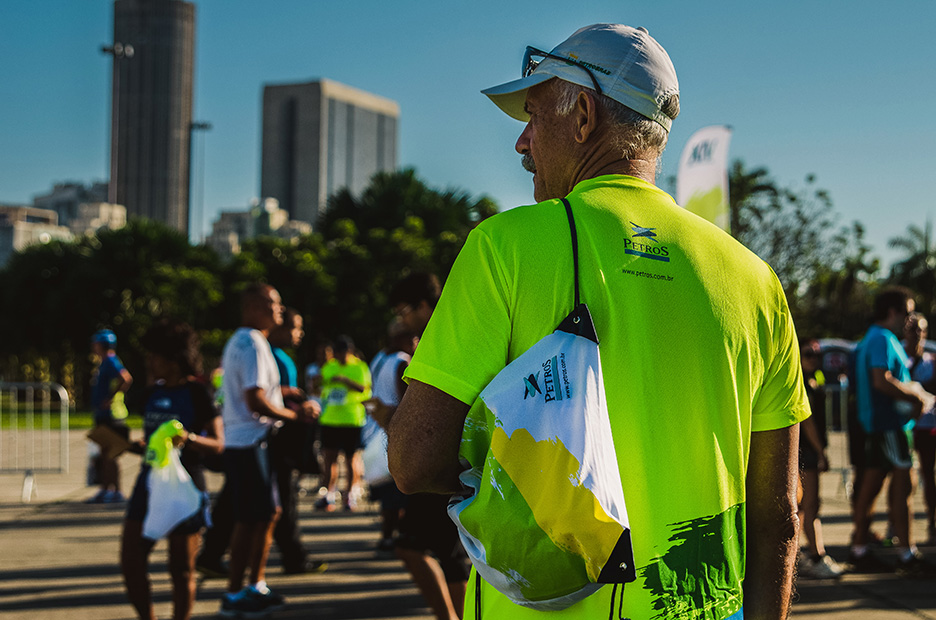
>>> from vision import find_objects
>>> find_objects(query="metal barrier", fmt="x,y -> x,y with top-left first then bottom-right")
822,380 -> 854,499
0,382 -> 70,502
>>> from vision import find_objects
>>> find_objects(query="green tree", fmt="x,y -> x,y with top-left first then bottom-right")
727,160 -> 881,337
797,221 -> 880,339
0,219 -> 224,405
887,220 -> 935,317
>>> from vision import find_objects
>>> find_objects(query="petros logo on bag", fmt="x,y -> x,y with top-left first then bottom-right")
522,353 -> 572,402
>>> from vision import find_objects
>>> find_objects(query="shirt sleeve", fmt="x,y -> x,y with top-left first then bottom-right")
866,331 -> 890,370
236,335 -> 262,391
750,283 -> 811,432
405,226 -> 512,405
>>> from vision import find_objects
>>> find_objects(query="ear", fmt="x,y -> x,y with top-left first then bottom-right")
572,90 -> 599,144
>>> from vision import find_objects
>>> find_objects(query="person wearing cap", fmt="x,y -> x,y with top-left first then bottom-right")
315,335 -> 372,511
89,328 -> 134,503
388,24 -> 808,620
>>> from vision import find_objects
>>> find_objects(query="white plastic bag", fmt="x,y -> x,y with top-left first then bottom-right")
361,422 -> 392,486
142,447 -> 202,541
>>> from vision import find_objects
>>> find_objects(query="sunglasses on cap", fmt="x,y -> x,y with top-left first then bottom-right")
522,46 -> 604,97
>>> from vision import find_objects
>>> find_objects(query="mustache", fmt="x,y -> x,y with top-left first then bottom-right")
521,154 -> 536,174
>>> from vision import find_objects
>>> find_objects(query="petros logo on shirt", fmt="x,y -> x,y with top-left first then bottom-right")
522,354 -> 572,402
624,222 -> 670,262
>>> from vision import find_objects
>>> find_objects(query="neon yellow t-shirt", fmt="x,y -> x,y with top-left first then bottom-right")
405,175 -> 810,620
320,357 -> 372,427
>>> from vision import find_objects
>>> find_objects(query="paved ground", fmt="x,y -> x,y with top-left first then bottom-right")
0,429 -> 933,619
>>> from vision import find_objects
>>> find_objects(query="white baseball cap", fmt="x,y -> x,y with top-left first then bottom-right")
482,24 -> 679,132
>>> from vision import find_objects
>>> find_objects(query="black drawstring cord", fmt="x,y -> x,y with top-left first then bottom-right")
609,583 -> 629,620
475,573 -> 482,620
561,198 -> 580,308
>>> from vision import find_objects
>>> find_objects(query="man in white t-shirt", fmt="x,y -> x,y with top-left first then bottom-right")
219,283 -> 319,618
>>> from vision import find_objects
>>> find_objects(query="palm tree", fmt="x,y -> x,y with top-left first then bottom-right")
888,219 -> 935,316
728,160 -> 778,242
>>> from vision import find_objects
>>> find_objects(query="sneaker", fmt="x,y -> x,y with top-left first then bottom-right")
377,537 -> 396,553
896,550 -> 933,577
85,489 -> 108,504
252,584 -> 285,611
314,496 -> 335,512
347,485 -> 366,511
103,490 -> 126,503
282,558 -> 328,575
219,587 -> 278,619
195,557 -> 228,579
848,550 -> 891,573
800,555 -> 844,579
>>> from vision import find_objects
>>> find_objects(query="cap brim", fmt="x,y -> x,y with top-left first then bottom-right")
481,72 -> 554,122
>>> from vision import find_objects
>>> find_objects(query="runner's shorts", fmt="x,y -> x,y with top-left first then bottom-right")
864,429 -> 914,470
319,425 -> 363,456
396,493 -> 470,582
225,442 -> 280,523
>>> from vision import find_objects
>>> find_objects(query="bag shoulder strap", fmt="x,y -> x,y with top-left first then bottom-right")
561,198 -> 580,308
558,198 -> 599,344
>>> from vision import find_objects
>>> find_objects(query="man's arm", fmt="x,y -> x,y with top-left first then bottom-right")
388,379 -> 470,495
745,424 -> 800,620
244,387 -> 317,422
871,368 -> 935,415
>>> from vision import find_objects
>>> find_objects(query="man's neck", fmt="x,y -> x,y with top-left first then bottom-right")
244,323 -> 270,338
568,145 -> 658,189
873,320 -> 899,337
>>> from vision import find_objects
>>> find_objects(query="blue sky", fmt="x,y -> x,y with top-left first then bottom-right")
1,1 -> 933,269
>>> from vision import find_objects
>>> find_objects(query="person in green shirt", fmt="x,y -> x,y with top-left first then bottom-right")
388,24 -> 808,620
316,335 -> 372,511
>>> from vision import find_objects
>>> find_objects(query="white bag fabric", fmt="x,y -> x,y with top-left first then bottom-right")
142,447 -> 202,541
362,422 -> 392,486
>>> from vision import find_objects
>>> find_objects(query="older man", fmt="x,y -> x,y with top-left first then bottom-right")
389,24 -> 808,620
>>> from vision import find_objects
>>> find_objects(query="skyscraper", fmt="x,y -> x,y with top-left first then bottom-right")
108,0 -> 195,233
261,79 -> 399,225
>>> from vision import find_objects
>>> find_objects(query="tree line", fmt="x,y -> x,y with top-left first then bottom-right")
1,163 -> 931,407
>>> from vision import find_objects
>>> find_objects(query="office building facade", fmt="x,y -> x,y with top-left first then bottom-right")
261,79 -> 399,225
109,0 -> 195,233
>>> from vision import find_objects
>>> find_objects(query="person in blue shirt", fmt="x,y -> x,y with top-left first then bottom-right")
269,307 -> 327,574
850,287 -> 935,574
88,328 -> 133,503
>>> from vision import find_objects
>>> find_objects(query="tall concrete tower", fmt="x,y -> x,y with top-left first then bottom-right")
261,79 -> 399,225
108,0 -> 195,233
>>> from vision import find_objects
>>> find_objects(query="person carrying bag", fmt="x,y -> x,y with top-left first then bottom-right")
448,199 -> 635,612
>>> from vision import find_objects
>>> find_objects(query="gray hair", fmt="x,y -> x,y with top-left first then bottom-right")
551,79 -> 679,161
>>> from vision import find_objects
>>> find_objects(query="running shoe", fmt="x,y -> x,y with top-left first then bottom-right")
251,584 -> 285,611
219,586 -> 280,618
848,550 -> 891,573
347,485 -> 366,511
85,489 -> 108,504
799,554 -> 844,579
896,550 -> 934,577
314,496 -> 335,512
282,559 -> 328,575
103,490 -> 126,503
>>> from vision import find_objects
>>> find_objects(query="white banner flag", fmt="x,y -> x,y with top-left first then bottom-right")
676,125 -> 733,231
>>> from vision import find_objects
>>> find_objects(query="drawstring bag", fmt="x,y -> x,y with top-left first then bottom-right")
142,420 -> 203,541
448,199 -> 636,611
